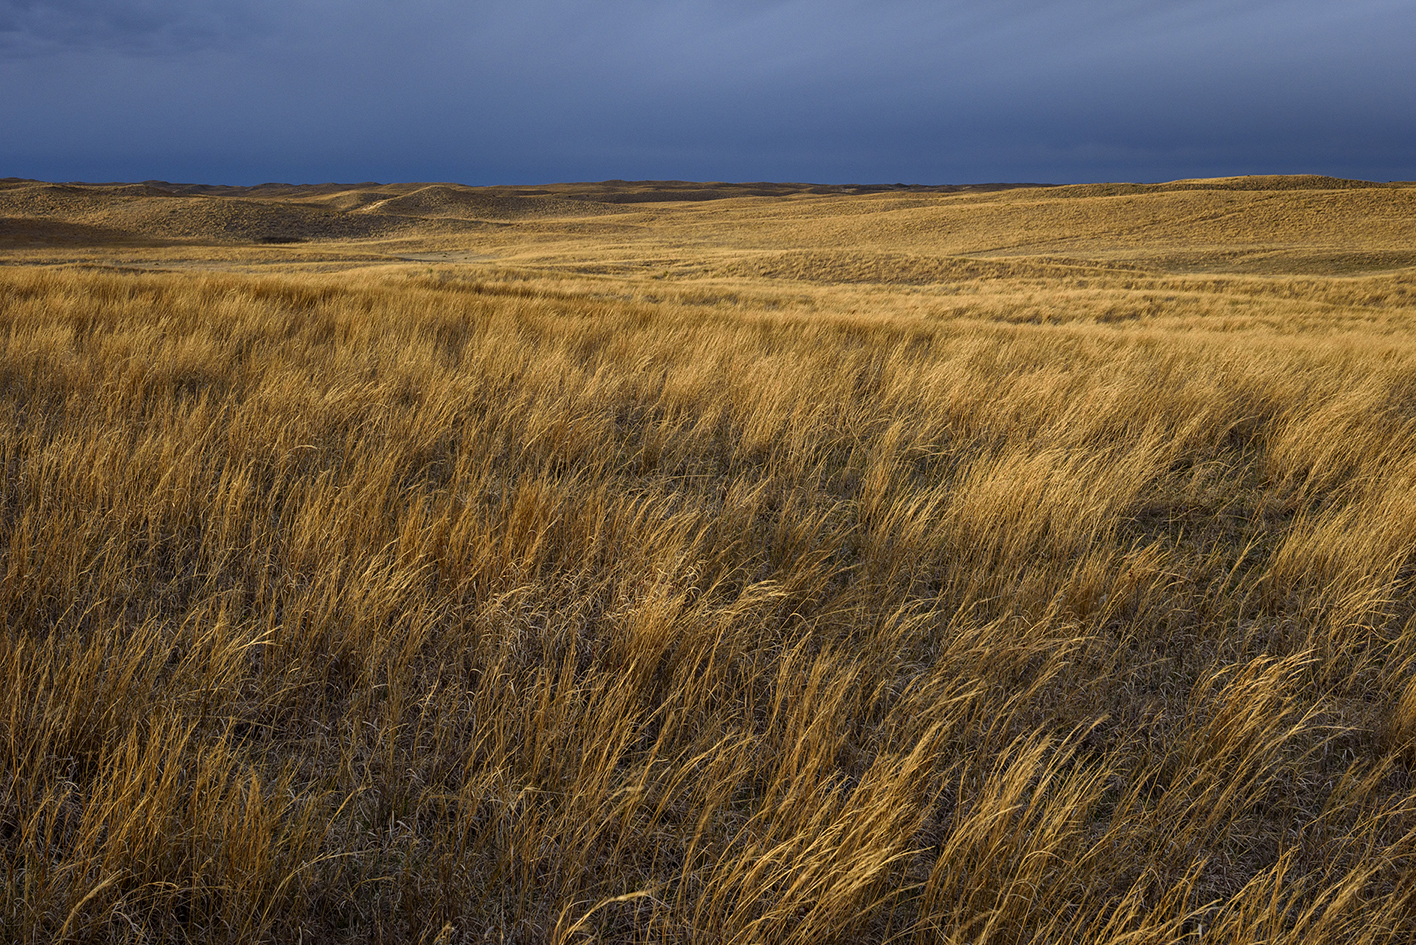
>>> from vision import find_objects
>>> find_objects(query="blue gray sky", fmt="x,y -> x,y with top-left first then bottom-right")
3,0 -> 1413,186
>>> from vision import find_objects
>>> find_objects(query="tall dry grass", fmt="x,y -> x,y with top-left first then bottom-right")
2,262 -> 1415,943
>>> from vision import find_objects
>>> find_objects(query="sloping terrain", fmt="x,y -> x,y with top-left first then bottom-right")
3,175 -> 1415,281
3,174 -> 1416,944
358,183 -> 607,219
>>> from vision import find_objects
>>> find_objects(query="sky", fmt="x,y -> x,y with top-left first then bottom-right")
2,0 -> 1413,186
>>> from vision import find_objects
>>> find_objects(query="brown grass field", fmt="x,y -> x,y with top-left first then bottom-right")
2,174 -> 1416,943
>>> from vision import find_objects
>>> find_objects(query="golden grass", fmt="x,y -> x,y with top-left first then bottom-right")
2,176 -> 1416,942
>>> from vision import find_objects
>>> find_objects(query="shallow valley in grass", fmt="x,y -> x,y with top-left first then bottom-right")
2,175 -> 1416,943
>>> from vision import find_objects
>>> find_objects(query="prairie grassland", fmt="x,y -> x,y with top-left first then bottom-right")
3,178 -> 1416,943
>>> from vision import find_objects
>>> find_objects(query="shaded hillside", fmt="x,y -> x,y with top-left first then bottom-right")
357,184 -> 608,219
1050,175 -> 1406,198
0,178 -> 1055,247
2,176 -> 1413,279
0,179 -> 604,246
543,179 -> 1053,203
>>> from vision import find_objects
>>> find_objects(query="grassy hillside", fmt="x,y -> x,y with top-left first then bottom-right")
2,177 -> 1415,943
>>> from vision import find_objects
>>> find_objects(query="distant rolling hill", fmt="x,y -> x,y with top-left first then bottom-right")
0,178 -> 1053,246
2,176 -> 1411,278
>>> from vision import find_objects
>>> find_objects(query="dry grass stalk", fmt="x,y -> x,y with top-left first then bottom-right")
3,178 -> 1416,942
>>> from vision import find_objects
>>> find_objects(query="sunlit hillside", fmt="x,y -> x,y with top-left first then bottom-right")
2,175 -> 1415,943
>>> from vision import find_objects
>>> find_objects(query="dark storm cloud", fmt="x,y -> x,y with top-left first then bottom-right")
2,0 -> 1412,184
0,0 -> 278,54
